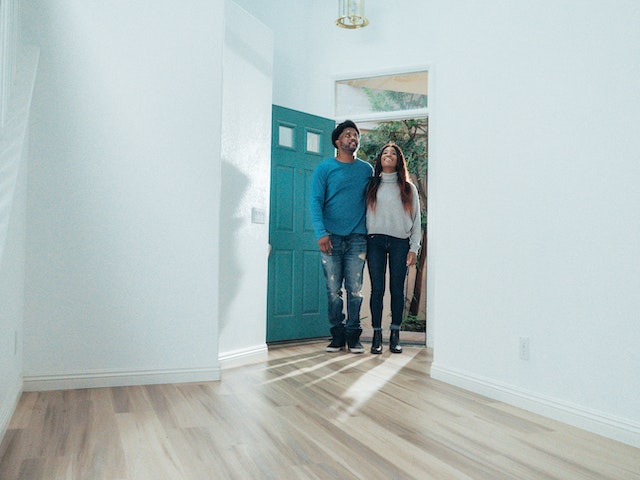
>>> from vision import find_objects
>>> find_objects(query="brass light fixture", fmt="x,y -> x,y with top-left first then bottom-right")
336,0 -> 369,29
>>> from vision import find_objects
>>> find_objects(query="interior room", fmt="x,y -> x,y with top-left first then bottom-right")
1,0 -> 639,477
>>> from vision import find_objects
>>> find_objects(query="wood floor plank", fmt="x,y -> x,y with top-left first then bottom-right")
4,392 -> 38,430
1,342 -> 638,480
115,410 -> 186,480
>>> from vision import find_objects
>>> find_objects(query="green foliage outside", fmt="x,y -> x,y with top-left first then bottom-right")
401,314 -> 427,332
362,88 -> 428,112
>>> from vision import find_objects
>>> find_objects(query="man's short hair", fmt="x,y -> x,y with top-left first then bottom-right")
331,120 -> 360,147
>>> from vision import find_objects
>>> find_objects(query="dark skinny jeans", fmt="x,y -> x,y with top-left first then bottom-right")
366,234 -> 410,331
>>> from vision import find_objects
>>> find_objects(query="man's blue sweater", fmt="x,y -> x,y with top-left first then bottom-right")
310,157 -> 373,240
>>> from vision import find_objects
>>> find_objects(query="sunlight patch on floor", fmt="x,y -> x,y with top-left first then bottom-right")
338,350 -> 419,421
304,355 -> 377,387
261,353 -> 366,384
259,353 -> 326,371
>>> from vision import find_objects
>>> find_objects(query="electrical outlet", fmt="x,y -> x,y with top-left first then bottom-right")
519,337 -> 530,361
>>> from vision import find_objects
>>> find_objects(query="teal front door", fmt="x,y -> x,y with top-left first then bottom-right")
267,106 -> 335,343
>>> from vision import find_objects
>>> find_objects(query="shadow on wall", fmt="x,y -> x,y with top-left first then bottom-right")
218,160 -> 250,336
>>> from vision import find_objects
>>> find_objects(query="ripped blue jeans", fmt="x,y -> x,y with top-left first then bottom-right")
320,233 -> 367,332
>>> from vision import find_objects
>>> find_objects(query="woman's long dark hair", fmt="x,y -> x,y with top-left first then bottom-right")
366,142 -> 414,214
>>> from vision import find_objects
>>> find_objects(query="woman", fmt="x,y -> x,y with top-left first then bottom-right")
366,142 -> 421,354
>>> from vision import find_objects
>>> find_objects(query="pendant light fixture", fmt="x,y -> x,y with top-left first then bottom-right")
336,0 -> 369,29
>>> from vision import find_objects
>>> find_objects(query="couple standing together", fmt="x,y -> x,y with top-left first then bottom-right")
310,120 -> 422,355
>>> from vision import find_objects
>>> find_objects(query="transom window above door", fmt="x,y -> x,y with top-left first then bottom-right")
335,71 -> 428,122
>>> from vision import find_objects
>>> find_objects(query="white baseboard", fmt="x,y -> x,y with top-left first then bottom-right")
219,344 -> 268,370
23,366 -> 221,392
0,379 -> 23,456
20,345 -> 268,393
431,364 -> 640,449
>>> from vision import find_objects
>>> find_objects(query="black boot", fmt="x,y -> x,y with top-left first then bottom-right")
371,330 -> 383,354
346,329 -> 364,354
390,329 -> 403,354
326,325 -> 346,352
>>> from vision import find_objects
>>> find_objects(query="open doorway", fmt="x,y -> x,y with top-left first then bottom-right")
335,71 -> 428,346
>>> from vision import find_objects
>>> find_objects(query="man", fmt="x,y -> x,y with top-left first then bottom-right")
310,120 -> 373,353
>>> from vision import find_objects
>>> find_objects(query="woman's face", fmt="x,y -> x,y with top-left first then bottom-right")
380,146 -> 398,173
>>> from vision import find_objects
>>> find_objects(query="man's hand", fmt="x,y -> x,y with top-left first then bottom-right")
318,236 -> 332,255
406,251 -> 417,266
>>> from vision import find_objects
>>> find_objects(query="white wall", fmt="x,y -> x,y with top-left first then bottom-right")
428,0 -> 640,447
232,0 -> 640,447
0,43 -> 38,447
21,1 -> 224,389
218,1 -> 273,368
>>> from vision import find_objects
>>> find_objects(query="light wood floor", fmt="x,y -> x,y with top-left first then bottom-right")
1,342 -> 638,479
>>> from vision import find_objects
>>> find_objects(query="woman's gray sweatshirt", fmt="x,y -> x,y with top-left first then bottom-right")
366,172 -> 422,253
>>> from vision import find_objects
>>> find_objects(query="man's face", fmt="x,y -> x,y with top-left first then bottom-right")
337,127 -> 360,153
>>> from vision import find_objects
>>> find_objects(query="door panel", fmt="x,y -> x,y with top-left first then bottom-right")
267,106 -> 335,343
